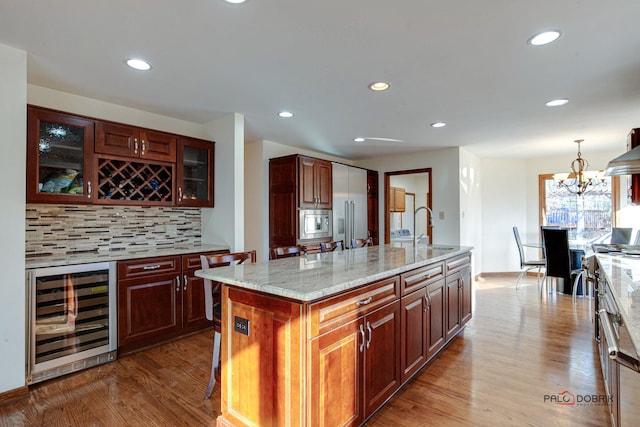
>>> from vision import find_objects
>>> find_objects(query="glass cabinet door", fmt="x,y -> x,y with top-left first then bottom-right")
176,138 -> 214,207
27,106 -> 95,203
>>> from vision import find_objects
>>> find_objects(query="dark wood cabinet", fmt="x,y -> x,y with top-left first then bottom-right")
400,263 -> 446,381
95,121 -> 176,162
26,106 -> 214,207
176,137 -> 215,207
269,154 -> 332,248
117,250 -> 228,355
426,279 -> 447,359
299,155 -> 332,209
628,128 -> 640,205
26,105 -> 95,204
445,254 -> 472,341
367,170 -> 379,245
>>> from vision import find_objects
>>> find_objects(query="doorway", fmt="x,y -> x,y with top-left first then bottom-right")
385,168 -> 432,244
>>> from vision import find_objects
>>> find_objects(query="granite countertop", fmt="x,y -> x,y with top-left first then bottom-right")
595,253 -> 640,357
25,243 -> 230,269
195,243 -> 473,302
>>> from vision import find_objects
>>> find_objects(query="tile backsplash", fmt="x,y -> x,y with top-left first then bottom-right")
26,204 -> 202,256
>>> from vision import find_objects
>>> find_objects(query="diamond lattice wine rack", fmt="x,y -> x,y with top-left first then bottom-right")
97,157 -> 174,204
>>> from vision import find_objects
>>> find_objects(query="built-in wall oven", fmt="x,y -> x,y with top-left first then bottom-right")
299,209 -> 332,240
26,261 -> 117,384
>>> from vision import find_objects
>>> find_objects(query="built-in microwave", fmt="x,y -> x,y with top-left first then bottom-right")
299,209 -> 332,240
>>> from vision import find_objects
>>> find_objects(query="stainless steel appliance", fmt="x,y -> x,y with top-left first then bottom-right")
332,163 -> 367,248
299,209 -> 332,240
26,261 -> 117,384
596,262 -> 640,427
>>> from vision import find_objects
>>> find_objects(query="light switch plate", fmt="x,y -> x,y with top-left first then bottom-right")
439,211 -> 445,220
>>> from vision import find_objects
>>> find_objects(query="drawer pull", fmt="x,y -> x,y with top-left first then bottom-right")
356,297 -> 372,306
422,273 -> 432,280
143,264 -> 162,270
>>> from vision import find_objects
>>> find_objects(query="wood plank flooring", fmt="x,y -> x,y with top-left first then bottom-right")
0,276 -> 611,427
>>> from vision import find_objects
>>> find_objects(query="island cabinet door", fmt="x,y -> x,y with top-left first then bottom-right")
445,272 -> 462,341
426,278 -> 446,360
309,318 -> 365,427
400,288 -> 427,383
363,300 -> 401,418
460,266 -> 473,327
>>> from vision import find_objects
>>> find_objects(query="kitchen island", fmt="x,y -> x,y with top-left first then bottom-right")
196,243 -> 473,427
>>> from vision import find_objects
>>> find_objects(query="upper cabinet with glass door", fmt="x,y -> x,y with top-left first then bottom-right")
26,106 -> 95,204
176,137 -> 215,207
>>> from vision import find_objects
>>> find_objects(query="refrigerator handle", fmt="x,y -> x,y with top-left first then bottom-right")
350,201 -> 355,245
345,200 -> 351,247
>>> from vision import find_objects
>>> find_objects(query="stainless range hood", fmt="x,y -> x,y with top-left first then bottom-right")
605,145 -> 640,176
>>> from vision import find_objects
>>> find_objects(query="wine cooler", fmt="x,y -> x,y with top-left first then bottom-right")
26,261 -> 117,384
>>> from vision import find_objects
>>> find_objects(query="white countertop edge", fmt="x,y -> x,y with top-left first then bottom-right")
196,245 -> 473,302
25,243 -> 230,269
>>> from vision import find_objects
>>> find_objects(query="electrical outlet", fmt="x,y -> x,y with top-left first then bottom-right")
439,211 -> 445,220
166,224 -> 177,235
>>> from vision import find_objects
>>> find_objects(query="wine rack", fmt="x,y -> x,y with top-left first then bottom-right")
97,157 -> 173,204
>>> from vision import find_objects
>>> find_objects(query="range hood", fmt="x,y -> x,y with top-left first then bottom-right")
605,145 -> 640,176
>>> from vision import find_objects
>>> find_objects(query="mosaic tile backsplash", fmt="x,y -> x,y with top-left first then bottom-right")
26,204 -> 202,256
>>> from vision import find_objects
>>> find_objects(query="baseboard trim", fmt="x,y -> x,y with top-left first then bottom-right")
0,385 -> 29,405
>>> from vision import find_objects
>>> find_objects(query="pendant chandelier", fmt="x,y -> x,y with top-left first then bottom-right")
553,139 -> 605,196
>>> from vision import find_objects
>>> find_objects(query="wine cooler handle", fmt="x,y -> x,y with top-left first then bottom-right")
87,181 -> 92,199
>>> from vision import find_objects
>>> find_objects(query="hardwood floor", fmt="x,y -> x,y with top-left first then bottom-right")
0,276 -> 610,426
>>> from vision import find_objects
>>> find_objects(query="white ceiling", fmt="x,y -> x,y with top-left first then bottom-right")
2,0 -> 640,160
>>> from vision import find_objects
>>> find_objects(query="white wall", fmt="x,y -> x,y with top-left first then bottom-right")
357,148 -> 462,247
244,140 -> 353,261
459,148 -> 482,277
0,43 -> 27,394
202,114 -> 244,251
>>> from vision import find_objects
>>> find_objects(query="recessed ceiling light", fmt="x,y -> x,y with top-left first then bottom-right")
278,111 -> 294,118
224,0 -> 247,3
431,122 -> 446,128
368,82 -> 390,91
528,30 -> 562,46
126,58 -> 152,71
353,137 -> 403,143
545,98 -> 569,107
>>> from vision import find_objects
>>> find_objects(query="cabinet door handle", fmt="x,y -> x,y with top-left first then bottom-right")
143,264 -> 161,270
134,138 -> 139,154
356,296 -> 372,306
87,180 -> 92,199
141,140 -> 146,156
183,274 -> 188,291
359,324 -> 365,353
366,321 -> 372,349
176,276 -> 181,292
178,187 -> 183,202
424,293 -> 431,313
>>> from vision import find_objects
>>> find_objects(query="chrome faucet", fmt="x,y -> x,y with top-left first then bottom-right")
414,206 -> 434,246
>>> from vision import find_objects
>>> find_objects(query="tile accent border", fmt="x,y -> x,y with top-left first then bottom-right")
26,204 -> 202,256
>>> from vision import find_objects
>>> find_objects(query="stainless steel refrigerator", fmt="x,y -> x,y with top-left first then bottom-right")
332,163 -> 367,248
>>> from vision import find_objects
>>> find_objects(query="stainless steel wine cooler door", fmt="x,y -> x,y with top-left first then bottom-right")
26,261 -> 117,384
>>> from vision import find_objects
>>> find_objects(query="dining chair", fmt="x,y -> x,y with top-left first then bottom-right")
611,227 -> 633,244
512,226 -> 545,289
351,237 -> 373,248
541,228 -> 581,297
270,245 -> 305,259
320,240 -> 344,253
571,254 -> 596,303
200,250 -> 257,399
